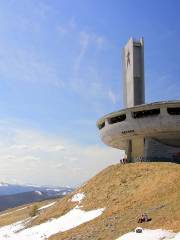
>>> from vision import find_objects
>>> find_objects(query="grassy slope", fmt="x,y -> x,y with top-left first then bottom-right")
0,163 -> 180,240
50,163 -> 180,240
0,199 -> 56,227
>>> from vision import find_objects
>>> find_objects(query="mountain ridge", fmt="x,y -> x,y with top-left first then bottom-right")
0,182 -> 73,196
0,183 -> 73,212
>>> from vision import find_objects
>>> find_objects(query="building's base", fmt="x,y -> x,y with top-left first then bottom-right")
128,137 -> 180,163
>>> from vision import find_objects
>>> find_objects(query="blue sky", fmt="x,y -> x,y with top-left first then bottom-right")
0,0 -> 180,186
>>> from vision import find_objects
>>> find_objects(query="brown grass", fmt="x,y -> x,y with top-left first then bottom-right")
0,199 -> 56,227
50,163 -> 180,239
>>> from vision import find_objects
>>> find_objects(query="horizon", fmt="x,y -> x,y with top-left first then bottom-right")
0,0 -> 180,187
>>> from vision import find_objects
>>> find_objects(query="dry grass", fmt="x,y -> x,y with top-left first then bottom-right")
50,163 -> 180,240
0,199 -> 56,227
1,163 -> 180,240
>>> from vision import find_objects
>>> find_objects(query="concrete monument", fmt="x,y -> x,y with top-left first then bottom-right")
97,37 -> 180,163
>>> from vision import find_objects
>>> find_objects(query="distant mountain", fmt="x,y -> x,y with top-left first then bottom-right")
0,191 -> 47,211
0,183 -> 73,211
0,182 -> 73,196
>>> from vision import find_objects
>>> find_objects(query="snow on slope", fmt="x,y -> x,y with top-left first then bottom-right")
0,218 -> 33,237
0,192 -> 104,240
116,228 -> 180,240
34,190 -> 43,195
71,192 -> 85,203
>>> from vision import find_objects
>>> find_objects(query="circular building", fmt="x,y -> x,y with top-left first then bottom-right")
96,38 -> 180,163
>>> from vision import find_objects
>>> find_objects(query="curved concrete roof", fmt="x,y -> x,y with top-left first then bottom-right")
97,100 -> 180,125
97,100 -> 180,149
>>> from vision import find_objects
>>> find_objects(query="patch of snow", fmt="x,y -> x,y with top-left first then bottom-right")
0,183 -> 9,187
71,192 -> 85,203
0,218 -> 33,238
116,228 -> 180,240
62,191 -> 67,195
173,233 -> 180,240
34,191 -> 42,195
45,188 -> 61,192
25,184 -> 41,188
0,207 -> 104,240
51,189 -> 61,192
38,202 -> 56,211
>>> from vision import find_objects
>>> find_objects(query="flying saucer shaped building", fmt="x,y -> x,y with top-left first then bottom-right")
97,38 -> 180,163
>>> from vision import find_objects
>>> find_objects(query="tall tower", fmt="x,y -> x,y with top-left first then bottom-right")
123,37 -> 145,108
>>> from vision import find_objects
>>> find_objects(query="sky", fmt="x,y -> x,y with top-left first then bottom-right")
0,0 -> 180,187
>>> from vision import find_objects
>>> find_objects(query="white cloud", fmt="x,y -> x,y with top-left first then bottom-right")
108,89 -> 117,104
0,123 -> 123,187
21,156 -> 40,161
73,31 -> 91,76
10,144 -> 29,150
68,157 -> 78,162
56,21 -> 108,103
0,43 -> 64,88
55,163 -> 64,169
68,28 -> 111,108
51,145 -> 65,151
75,31 -> 106,73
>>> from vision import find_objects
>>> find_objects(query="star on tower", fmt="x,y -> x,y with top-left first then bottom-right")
126,51 -> 130,67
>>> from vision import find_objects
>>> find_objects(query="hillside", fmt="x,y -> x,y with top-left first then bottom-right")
0,162 -> 180,239
0,191 -> 62,212
0,184 -> 73,212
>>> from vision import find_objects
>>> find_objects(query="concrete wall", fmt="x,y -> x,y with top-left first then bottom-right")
127,137 -> 180,163
123,38 -> 145,108
131,137 -> 144,162
144,138 -> 180,163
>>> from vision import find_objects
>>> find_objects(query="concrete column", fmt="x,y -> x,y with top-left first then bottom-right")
126,140 -> 132,163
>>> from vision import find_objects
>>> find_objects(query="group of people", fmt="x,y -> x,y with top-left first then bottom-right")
138,213 -> 151,223
120,158 -> 128,164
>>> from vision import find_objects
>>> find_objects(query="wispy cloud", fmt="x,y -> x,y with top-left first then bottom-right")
57,18 -> 76,35
56,19 -> 109,103
146,72 -> 180,102
74,30 -> 106,75
0,122 -> 123,187
108,89 -> 117,104
0,45 -> 64,88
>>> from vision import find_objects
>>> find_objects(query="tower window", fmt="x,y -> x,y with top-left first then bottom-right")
97,121 -> 105,130
108,114 -> 126,124
167,107 -> 180,115
132,108 -> 160,118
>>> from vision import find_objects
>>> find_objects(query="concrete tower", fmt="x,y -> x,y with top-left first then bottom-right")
123,37 -> 145,108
